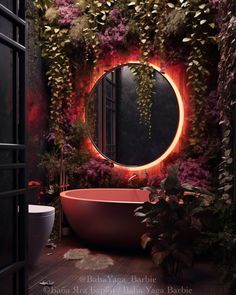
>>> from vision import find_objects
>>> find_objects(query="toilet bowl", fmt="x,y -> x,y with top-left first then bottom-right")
28,204 -> 55,267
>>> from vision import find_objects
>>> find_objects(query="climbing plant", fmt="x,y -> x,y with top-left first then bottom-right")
34,0 -> 74,145
217,0 -> 236,204
30,1 -> 236,252
129,64 -> 156,137
32,0 -> 218,146
168,0 -> 217,153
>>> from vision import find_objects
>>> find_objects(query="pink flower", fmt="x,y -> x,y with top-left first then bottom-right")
98,8 -> 129,54
28,180 -> 42,187
99,23 -> 128,50
177,157 -> 212,190
57,5 -> 82,25
55,0 -> 74,5
108,8 -> 126,24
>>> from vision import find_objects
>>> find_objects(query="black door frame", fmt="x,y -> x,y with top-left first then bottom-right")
0,0 -> 27,294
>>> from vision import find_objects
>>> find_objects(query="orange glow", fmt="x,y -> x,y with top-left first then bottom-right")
79,52 -> 189,176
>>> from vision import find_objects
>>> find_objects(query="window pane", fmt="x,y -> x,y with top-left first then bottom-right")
0,150 -> 14,164
0,0 -> 14,12
105,80 -> 113,99
0,17 -> 14,39
0,44 -> 14,143
106,108 -> 112,145
0,170 -> 15,193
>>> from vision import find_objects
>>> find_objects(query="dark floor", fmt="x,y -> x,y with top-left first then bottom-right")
29,235 -> 227,295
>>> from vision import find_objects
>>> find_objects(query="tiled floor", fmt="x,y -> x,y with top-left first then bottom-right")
29,235 -> 227,295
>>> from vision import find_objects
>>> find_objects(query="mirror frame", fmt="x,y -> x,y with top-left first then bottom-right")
85,61 -> 185,172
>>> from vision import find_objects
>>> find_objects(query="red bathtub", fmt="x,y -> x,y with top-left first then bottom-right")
60,188 -> 149,250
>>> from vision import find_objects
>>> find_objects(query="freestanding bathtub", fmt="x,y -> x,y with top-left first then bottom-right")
60,189 -> 150,250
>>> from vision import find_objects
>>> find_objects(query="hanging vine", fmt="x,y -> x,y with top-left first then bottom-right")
82,0 -> 115,64
34,0 -> 74,144
129,64 -> 156,137
126,1 -> 169,131
178,0 -> 216,154
42,27 -> 73,144
33,0 -> 218,151
217,0 -> 236,203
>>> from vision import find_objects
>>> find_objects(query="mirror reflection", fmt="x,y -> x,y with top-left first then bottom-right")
86,64 -> 180,166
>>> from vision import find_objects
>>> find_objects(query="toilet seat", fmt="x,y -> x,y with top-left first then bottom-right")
29,204 -> 55,217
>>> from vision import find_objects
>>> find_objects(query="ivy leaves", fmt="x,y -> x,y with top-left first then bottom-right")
82,0 -> 115,63
129,64 -> 156,136
42,26 -> 73,144
34,0 -> 74,144
180,0 -> 216,153
217,0 -> 236,202
33,0 -> 219,154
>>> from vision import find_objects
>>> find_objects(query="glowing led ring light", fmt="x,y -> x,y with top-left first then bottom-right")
89,61 -> 185,172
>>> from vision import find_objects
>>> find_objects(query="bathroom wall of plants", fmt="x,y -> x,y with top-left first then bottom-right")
29,0 -> 236,290
30,1 -> 235,214
30,0 -> 235,201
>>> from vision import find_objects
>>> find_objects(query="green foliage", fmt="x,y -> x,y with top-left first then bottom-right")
136,165 -> 236,291
39,120 -> 89,193
180,0 -> 216,153
34,0 -> 74,144
217,2 -> 236,291
39,149 -> 61,183
33,0 -> 218,148
217,0 -> 236,202
205,199 -> 236,295
70,15 -> 89,43
135,165 -> 216,277
129,64 -> 156,136
158,0 -> 217,153
165,8 -> 188,38
31,1 -> 236,287
43,27 -> 73,144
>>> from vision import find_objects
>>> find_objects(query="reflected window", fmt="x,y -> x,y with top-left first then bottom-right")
97,70 -> 118,161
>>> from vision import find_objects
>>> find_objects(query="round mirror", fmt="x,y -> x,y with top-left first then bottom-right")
86,63 -> 182,167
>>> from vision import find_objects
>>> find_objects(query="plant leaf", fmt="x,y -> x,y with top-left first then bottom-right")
183,37 -> 191,42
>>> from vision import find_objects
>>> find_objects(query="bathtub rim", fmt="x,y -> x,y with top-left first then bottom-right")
60,188 -> 149,204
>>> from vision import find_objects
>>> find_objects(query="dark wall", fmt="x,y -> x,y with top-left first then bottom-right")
117,66 -> 179,166
26,4 -> 49,203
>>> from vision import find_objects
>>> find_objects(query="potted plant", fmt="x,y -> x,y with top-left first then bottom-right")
135,165 -> 216,281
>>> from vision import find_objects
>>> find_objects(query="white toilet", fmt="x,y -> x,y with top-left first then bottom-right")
28,204 -> 55,267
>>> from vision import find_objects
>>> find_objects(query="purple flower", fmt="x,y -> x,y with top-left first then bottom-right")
177,157 -> 212,190
55,0 -> 81,26
108,8 -> 126,24
55,0 -> 74,5
99,24 -> 128,50
98,9 -> 129,54
57,5 -> 82,25
46,132 -> 56,142
76,158 -> 121,187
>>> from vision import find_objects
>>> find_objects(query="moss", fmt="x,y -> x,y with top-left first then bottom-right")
69,15 -> 89,42
45,7 -> 58,23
